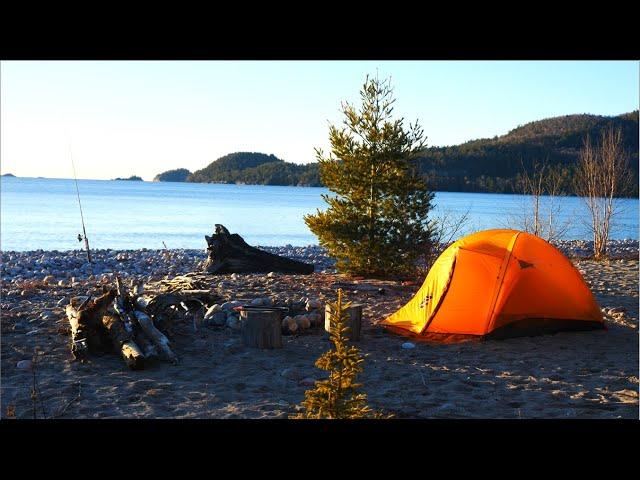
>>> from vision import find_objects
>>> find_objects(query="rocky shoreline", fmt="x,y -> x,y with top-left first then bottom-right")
1,240 -> 637,286
1,240 -> 638,419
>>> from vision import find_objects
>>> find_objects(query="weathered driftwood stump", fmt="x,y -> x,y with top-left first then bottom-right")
65,276 -> 186,369
65,289 -> 146,368
202,224 -> 314,274
240,308 -> 283,349
325,304 -> 363,341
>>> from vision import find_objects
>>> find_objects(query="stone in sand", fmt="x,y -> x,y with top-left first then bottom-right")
17,360 -> 32,370
208,311 -> 227,326
295,315 -> 311,330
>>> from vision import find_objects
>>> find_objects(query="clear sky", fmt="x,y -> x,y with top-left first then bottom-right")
1,61 -> 638,180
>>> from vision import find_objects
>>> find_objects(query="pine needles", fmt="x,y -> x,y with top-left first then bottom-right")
293,289 -> 389,419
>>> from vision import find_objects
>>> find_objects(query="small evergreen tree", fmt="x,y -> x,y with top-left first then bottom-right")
304,75 -> 435,277
293,289 -> 386,419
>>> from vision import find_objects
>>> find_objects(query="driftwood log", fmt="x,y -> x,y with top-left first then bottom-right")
115,276 -> 179,365
240,308 -> 283,349
325,303 -> 363,341
202,224 -> 314,274
101,313 -> 145,369
64,275 -> 197,369
134,311 -> 178,364
65,288 -> 147,368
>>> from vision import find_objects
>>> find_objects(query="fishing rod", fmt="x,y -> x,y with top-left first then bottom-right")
69,143 -> 92,265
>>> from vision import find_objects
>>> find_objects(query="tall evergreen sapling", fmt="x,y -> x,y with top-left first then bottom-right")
304,75 -> 435,277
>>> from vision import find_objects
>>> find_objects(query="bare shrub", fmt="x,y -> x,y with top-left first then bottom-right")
508,159 -> 572,243
574,127 -> 633,260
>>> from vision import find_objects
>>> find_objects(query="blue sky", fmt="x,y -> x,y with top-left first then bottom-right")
1,61 -> 638,180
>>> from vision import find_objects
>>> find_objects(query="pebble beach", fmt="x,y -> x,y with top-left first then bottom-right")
1,240 -> 638,419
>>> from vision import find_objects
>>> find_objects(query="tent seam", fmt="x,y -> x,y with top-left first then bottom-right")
484,232 -> 520,334
419,253 -> 458,334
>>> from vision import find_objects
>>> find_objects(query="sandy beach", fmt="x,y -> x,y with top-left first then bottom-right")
1,246 -> 638,419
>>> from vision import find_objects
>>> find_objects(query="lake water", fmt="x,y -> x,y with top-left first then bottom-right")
1,177 -> 638,251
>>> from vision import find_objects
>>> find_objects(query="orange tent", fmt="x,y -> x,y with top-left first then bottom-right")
382,229 -> 604,339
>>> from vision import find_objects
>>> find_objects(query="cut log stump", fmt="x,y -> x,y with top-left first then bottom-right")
202,224 -> 314,274
240,308 -> 283,349
325,304 -> 363,341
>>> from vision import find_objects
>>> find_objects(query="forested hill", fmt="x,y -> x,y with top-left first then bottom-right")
155,111 -> 638,195
186,152 -> 321,186
153,168 -> 191,182
417,111 -> 638,195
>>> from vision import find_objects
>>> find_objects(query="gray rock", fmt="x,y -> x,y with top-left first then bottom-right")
306,299 -> 321,310
41,311 -> 56,320
17,360 -> 32,370
221,300 -> 239,311
401,342 -> 416,349
207,311 -> 227,327
299,377 -> 316,386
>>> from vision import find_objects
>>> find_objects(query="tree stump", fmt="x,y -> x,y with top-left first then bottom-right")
240,308 -> 283,349
202,224 -> 314,274
325,304 -> 363,341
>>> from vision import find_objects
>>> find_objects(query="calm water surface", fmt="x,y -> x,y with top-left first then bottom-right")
1,177 -> 637,251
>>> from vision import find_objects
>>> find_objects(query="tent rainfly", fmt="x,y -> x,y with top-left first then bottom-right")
382,229 -> 604,339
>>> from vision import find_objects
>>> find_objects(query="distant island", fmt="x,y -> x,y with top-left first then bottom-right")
113,175 -> 143,181
153,153 -> 320,186
2,173 -> 16,177
153,111 -> 638,196
153,168 -> 191,182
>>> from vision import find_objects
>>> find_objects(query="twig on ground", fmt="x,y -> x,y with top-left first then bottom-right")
53,381 -> 82,419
